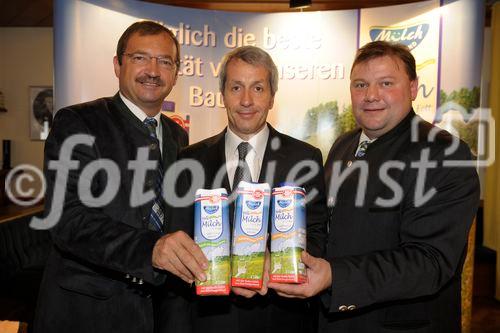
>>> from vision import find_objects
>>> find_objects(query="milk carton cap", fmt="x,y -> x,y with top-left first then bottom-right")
196,188 -> 228,197
277,182 -> 297,187
236,181 -> 270,192
273,184 -> 305,195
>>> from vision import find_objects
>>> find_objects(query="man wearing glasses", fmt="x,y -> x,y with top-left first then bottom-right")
35,21 -> 207,333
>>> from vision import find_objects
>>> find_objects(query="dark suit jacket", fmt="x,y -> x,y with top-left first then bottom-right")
34,94 -> 188,333
321,110 -> 480,332
169,125 -> 328,333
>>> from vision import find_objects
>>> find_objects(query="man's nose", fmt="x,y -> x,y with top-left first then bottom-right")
364,84 -> 380,102
240,89 -> 253,107
144,57 -> 160,77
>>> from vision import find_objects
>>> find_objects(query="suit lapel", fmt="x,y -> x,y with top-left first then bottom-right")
210,130 -> 231,192
160,115 -> 177,169
347,131 -> 362,160
258,125 -> 286,186
110,93 -> 164,231
111,93 -> 150,138
206,129 -> 234,224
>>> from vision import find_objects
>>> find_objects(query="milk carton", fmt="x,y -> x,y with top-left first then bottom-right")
194,189 -> 231,295
231,181 -> 271,289
270,185 -> 307,284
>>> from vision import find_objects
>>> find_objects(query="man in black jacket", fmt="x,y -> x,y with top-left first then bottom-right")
269,41 -> 480,333
34,21 -> 207,333
173,46 -> 328,333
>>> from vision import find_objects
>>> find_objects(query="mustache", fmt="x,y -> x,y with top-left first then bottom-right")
136,75 -> 164,86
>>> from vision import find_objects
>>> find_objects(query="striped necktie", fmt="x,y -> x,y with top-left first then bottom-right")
232,142 -> 252,190
143,117 -> 164,233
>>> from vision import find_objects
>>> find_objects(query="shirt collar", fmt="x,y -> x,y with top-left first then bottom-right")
119,92 -> 161,125
225,125 -> 269,159
359,131 -> 377,145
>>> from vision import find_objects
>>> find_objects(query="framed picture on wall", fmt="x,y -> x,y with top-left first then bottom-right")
29,86 -> 53,140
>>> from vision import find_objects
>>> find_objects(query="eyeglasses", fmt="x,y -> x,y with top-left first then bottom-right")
122,53 -> 178,70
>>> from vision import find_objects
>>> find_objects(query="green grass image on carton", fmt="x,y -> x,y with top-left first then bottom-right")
231,252 -> 265,279
197,256 -> 231,287
271,247 -> 304,275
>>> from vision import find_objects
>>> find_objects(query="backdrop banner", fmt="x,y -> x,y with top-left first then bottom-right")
54,0 -> 484,159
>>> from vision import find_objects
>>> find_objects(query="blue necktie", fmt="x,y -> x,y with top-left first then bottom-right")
355,140 -> 370,158
143,117 -> 164,233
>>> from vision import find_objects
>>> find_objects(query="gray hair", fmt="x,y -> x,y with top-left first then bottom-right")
219,46 -> 279,96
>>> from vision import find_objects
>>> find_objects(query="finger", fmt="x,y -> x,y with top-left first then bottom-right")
274,291 -> 303,299
175,233 -> 208,271
232,287 -> 257,298
268,282 -> 303,295
161,261 -> 193,283
160,235 -> 201,281
264,250 -> 271,272
172,244 -> 207,282
257,274 -> 269,296
259,266 -> 269,296
257,285 -> 268,296
178,233 -> 209,269
152,238 -> 195,281
167,250 -> 196,282
164,262 -> 194,284
301,251 -> 316,269
170,233 -> 209,281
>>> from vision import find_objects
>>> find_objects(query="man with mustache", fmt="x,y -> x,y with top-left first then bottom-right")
268,41 -> 480,333
174,46 -> 328,333
35,21 -> 207,333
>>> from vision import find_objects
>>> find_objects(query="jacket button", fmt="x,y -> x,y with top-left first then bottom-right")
339,305 -> 348,312
146,180 -> 154,188
347,305 -> 357,311
150,143 -> 158,150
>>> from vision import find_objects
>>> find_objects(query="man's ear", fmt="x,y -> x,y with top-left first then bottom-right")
269,95 -> 275,110
410,77 -> 418,101
113,56 -> 121,78
173,70 -> 178,86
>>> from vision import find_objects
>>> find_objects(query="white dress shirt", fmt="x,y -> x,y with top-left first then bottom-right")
119,92 -> 163,154
225,125 -> 270,189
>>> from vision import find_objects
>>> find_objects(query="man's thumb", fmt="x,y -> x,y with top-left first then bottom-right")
301,251 -> 316,269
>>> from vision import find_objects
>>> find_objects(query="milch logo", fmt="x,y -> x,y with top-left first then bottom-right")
203,205 -> 219,214
369,23 -> 429,50
277,199 -> 292,208
246,200 -> 261,210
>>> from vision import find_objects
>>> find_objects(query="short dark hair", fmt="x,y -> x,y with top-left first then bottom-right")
219,46 -> 279,96
116,20 -> 180,67
351,41 -> 417,81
